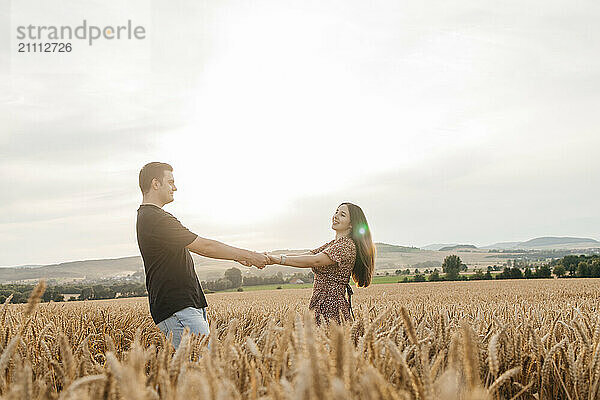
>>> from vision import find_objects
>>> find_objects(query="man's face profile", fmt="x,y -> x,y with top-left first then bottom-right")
155,170 -> 176,204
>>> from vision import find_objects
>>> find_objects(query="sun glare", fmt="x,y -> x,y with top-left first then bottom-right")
152,5 -> 442,225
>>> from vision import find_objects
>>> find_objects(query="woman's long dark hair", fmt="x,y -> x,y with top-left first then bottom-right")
341,202 -> 376,287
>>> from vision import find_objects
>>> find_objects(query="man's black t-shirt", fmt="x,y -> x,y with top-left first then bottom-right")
136,204 -> 208,324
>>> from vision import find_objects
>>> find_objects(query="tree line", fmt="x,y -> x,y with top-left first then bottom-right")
549,254 -> 600,278
398,254 -> 599,283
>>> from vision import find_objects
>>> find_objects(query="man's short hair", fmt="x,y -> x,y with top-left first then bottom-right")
139,162 -> 173,194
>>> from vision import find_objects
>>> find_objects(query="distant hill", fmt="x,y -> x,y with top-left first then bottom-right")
438,244 -> 478,251
2,238 -> 598,283
421,243 -> 458,251
0,256 -> 143,284
483,237 -> 600,250
0,254 -> 305,284
480,242 -> 521,250
374,242 -> 421,253
520,237 -> 599,248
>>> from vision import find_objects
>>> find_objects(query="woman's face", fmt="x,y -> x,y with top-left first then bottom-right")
332,204 -> 352,233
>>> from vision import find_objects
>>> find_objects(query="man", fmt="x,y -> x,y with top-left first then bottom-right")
136,162 -> 268,348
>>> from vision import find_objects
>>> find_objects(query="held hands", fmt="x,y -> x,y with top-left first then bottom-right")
236,251 -> 269,269
235,251 -> 283,269
264,253 -> 281,265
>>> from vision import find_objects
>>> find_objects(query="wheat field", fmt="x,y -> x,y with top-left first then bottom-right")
1,279 -> 600,399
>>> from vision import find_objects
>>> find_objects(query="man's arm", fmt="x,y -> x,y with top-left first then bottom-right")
186,236 -> 267,268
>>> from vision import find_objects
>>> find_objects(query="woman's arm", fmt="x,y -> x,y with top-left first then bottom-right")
266,253 -> 334,268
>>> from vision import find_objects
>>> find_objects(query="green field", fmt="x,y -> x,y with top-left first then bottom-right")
370,275 -> 404,284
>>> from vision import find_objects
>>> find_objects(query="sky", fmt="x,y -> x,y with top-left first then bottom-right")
1,0 -> 599,266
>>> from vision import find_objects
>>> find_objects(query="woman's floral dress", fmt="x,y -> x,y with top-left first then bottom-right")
309,236 -> 356,325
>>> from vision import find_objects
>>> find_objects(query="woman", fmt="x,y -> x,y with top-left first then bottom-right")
266,202 -> 376,325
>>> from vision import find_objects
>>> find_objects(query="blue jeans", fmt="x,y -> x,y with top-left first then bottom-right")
157,306 -> 210,349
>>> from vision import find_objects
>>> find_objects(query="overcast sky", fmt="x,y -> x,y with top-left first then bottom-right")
1,0 -> 599,266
